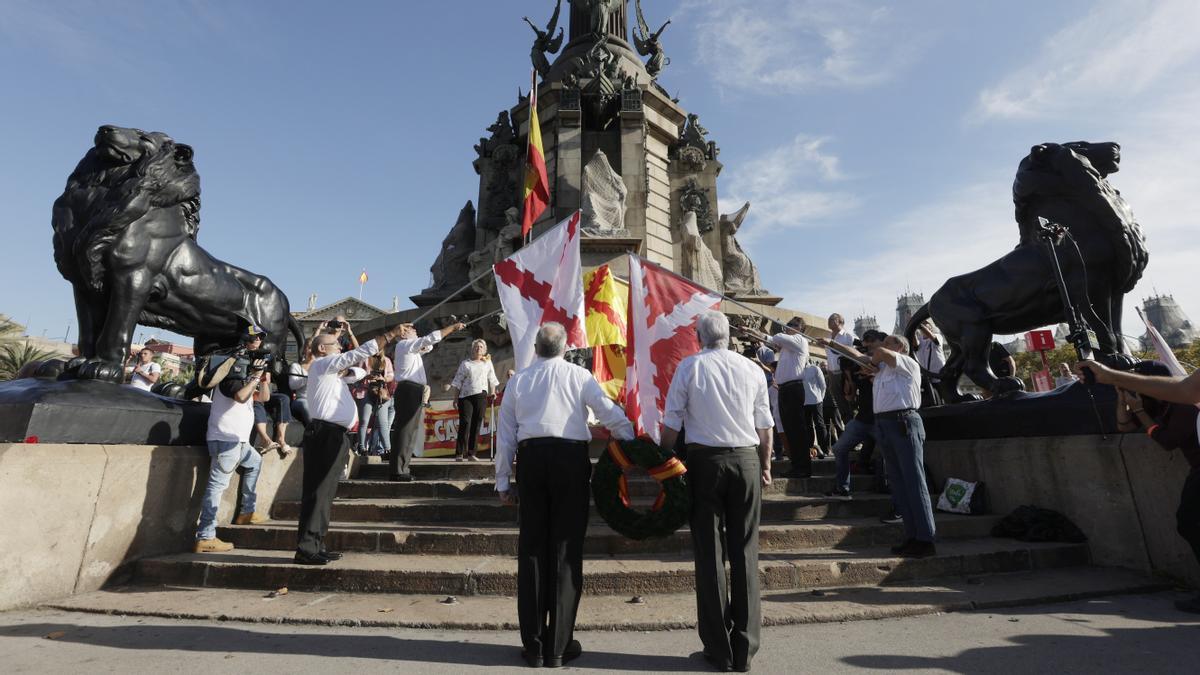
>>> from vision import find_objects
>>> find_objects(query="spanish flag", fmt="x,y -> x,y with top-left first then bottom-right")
359,269 -> 368,284
521,70 -> 550,239
584,264 -> 628,401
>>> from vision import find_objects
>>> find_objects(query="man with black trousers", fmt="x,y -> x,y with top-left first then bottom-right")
495,322 -> 634,668
662,311 -> 773,673
294,321 -> 411,565
389,321 -> 465,481
769,317 -> 813,478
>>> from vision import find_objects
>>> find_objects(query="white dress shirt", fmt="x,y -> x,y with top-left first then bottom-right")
495,356 -> 634,491
873,353 -> 922,413
800,363 -> 826,405
663,348 -> 773,448
451,358 -> 499,397
825,330 -> 855,373
917,335 -> 946,379
308,340 -> 380,429
768,332 -> 810,385
393,330 -> 442,385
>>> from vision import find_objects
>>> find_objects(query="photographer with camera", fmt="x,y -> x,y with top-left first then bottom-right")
229,329 -> 294,458
356,351 -> 395,456
194,338 -> 274,554
326,315 -> 359,350
294,321 -> 413,565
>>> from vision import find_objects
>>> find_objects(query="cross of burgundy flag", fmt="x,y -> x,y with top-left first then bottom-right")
623,254 -> 723,443
494,211 -> 588,371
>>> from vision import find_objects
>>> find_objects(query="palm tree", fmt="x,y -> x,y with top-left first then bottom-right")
0,340 -> 61,381
0,314 -> 25,341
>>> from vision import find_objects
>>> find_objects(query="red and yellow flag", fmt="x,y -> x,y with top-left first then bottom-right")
358,269 -> 368,284
521,71 -> 550,239
584,264 -> 628,401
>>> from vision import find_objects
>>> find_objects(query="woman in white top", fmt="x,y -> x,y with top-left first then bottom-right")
447,339 -> 499,461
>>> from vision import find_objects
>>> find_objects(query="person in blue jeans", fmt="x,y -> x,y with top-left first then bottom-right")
826,334 -> 883,499
194,345 -> 273,553
869,334 -> 937,557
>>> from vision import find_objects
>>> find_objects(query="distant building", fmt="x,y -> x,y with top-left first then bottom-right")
289,297 -> 391,356
1140,294 -> 1200,350
853,315 -> 879,339
894,292 -> 925,335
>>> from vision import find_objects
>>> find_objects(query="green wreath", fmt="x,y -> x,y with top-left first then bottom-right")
591,438 -> 692,540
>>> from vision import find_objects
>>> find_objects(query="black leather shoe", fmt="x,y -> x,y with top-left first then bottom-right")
702,651 -> 733,672
545,639 -> 582,668
319,550 -> 343,561
520,648 -> 542,668
294,550 -> 330,566
900,540 -> 937,558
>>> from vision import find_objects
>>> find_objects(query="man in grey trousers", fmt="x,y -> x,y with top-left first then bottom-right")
661,311 -> 774,673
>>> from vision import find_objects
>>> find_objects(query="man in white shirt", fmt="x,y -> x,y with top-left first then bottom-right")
389,321 -> 465,481
825,313 -> 856,427
194,355 -> 272,553
495,322 -> 633,669
800,358 -> 830,458
128,348 -> 162,391
915,320 -> 946,407
661,311 -> 773,674
294,321 -> 411,565
870,334 -> 937,558
768,317 -> 813,478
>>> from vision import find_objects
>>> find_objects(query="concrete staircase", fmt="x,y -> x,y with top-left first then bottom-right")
47,454 -> 1165,629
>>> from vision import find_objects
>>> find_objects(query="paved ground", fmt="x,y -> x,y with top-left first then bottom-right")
2,591 -> 1199,674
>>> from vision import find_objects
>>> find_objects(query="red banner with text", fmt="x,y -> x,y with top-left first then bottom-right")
421,400 -> 497,457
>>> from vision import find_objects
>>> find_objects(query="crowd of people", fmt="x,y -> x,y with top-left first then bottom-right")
168,301 -> 1200,669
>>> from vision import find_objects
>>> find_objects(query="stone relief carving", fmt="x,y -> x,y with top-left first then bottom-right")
468,207 -> 522,295
580,150 -> 630,237
424,201 -> 477,296
679,178 -> 713,234
671,113 -> 719,172
720,202 -> 769,296
680,210 -> 723,293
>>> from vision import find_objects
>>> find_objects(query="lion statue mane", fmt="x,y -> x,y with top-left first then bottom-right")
906,141 -> 1148,402
51,125 -> 303,382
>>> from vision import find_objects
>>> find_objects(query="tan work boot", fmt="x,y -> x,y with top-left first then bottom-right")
193,538 -> 234,553
233,512 -> 268,525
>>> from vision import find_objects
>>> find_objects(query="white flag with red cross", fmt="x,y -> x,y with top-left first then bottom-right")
494,211 -> 588,371
623,254 -> 723,443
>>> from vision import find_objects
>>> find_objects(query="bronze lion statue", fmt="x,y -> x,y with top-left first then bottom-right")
907,141 -> 1148,402
52,125 -> 303,382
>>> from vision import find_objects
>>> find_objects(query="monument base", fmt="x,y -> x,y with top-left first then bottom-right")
920,382 -> 1118,441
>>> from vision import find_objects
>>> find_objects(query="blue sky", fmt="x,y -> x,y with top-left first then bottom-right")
2,0 -> 1198,346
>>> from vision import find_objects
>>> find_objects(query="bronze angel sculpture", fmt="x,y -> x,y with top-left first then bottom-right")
633,0 -> 671,78
523,0 -> 564,77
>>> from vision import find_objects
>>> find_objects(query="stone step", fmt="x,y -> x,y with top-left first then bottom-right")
335,473 -> 881,500
269,493 -> 894,525
355,457 -> 837,482
133,538 -> 1089,597
48,567 -> 1166,631
217,514 -> 1001,557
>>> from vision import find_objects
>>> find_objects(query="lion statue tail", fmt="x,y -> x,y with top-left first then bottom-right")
287,315 -> 305,362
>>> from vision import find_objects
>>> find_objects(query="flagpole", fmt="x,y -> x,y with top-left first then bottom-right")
631,254 -> 871,368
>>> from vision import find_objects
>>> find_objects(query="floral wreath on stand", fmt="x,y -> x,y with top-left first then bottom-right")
591,438 -> 691,540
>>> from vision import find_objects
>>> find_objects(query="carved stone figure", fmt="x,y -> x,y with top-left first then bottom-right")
573,0 -> 620,36
468,207 -> 523,295
51,125 -> 303,382
720,202 -> 768,296
681,211 -> 723,293
424,201 -> 477,296
523,0 -> 564,78
679,178 -> 713,234
671,113 -> 719,172
633,0 -> 671,78
906,141 -> 1149,402
580,150 -> 629,236
474,111 -> 517,159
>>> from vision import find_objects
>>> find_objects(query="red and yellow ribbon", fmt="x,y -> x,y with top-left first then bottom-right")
607,440 -> 689,512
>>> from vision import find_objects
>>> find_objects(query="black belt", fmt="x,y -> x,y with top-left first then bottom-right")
309,418 -> 348,433
686,443 -> 756,452
778,380 -> 805,388
875,408 -> 916,419
518,437 -> 589,450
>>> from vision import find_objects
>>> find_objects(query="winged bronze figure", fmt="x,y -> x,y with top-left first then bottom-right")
632,0 -> 671,78
523,0 -> 565,77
